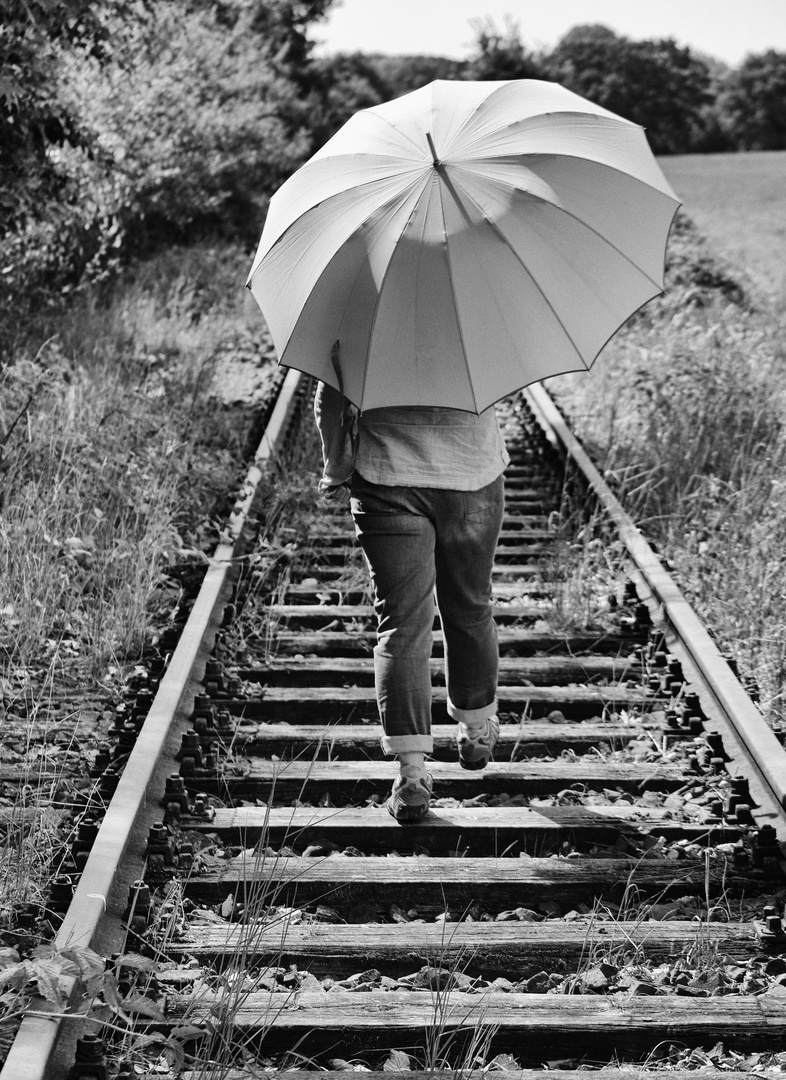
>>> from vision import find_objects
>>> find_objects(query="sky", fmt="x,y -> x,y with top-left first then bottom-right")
313,0 -> 786,66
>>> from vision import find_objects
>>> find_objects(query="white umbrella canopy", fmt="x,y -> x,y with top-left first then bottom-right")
246,79 -> 680,413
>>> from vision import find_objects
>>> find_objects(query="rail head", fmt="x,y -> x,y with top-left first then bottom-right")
524,381 -> 786,830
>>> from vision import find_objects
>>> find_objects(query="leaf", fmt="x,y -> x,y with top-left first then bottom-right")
0,948 -> 21,968
489,1053 -> 521,1071
0,961 -> 33,992
382,1049 -> 411,1071
114,952 -> 161,974
31,965 -> 65,1006
170,1024 -> 208,1041
118,991 -> 166,1020
101,971 -> 131,1021
60,946 -> 106,979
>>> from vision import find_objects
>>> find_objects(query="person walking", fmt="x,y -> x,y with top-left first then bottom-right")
314,368 -> 509,823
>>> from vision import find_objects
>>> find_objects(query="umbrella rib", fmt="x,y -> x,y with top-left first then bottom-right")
435,170 -> 478,413
357,180 -> 431,409
249,170 -> 426,279
442,174 -> 590,371
459,157 -> 677,293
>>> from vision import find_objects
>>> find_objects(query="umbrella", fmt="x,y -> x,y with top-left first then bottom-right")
246,79 -> 680,414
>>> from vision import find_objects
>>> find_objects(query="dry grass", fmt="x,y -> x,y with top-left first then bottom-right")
0,241 -> 274,1011
550,210 -> 786,725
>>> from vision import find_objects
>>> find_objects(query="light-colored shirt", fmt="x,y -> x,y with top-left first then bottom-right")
314,383 -> 509,493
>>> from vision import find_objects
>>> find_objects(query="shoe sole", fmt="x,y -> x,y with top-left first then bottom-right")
387,799 -> 429,823
459,755 -> 491,771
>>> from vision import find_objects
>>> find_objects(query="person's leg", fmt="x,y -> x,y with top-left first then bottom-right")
350,473 -> 436,759
433,475 -> 504,767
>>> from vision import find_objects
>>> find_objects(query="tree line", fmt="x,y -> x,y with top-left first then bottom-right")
2,0 -> 784,342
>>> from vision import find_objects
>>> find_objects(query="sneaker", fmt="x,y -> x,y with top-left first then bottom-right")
457,715 -> 499,771
387,765 -> 433,823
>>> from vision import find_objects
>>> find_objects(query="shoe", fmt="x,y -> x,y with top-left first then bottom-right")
387,765 -> 433,823
457,715 -> 499,771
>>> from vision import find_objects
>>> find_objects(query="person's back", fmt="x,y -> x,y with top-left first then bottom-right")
356,405 -> 508,491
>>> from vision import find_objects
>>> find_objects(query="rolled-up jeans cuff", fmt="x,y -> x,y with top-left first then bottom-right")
447,698 -> 497,727
380,734 -> 434,756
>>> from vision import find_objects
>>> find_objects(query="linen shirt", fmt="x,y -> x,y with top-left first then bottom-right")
314,382 -> 509,493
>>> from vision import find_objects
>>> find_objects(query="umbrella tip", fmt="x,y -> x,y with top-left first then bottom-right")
425,132 -> 440,167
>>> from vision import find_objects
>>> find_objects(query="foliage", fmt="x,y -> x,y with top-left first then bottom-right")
0,0 -> 334,341
719,50 -> 786,150
307,52 -> 468,145
464,15 -> 544,81
307,52 -> 393,145
371,54 -> 467,95
0,0 -> 147,326
544,24 -> 713,153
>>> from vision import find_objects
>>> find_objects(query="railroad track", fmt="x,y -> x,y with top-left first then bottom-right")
5,372 -> 786,1079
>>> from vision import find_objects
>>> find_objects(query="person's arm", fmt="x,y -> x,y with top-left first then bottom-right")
313,381 -> 357,499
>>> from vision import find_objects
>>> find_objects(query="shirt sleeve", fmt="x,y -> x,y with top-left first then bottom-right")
313,381 -> 357,495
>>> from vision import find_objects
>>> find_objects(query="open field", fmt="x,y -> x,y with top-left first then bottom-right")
660,151 -> 786,300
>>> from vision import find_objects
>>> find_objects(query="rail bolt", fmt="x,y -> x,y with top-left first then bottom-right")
147,822 -> 175,867
124,880 -> 152,935
192,792 -> 213,818
67,1032 -> 107,1080
751,824 -> 783,874
216,708 -> 235,732
705,732 -> 726,759
100,769 -> 120,798
90,744 -> 112,777
178,731 -> 203,775
158,627 -> 180,652
50,874 -> 74,911
163,774 -> 191,821
634,602 -> 650,628
732,776 -> 752,801
665,709 -> 682,730
684,691 -> 704,717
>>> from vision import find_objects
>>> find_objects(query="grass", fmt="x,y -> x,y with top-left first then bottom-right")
550,209 -> 786,726
0,240 -> 275,1059
0,241 -> 269,678
660,151 -> 786,300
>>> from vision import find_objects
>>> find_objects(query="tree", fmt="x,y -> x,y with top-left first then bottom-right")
370,54 -> 468,96
545,30 -> 713,153
305,52 -> 391,147
466,16 -> 544,82
0,0 -> 145,317
719,50 -> 786,150
0,0 -> 337,324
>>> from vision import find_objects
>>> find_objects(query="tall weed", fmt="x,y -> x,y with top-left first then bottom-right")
553,213 -> 786,722
0,242 -> 268,677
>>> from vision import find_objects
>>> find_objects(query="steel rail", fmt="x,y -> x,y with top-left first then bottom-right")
524,381 -> 786,831
1,367 -> 304,1080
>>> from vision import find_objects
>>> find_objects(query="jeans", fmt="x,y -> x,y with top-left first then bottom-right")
350,471 -> 504,755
